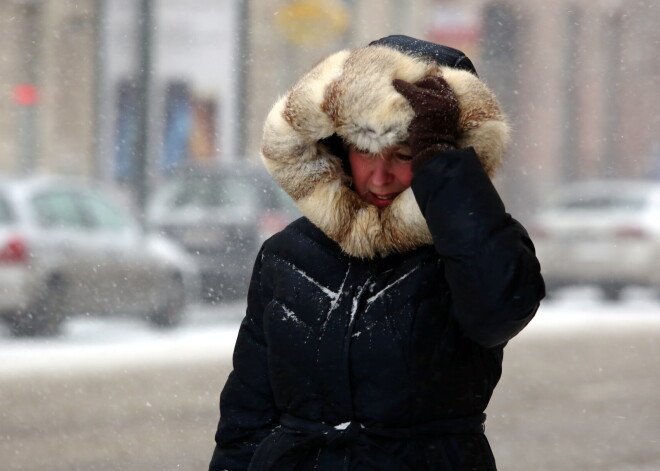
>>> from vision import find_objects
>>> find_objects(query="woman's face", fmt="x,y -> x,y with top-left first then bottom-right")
348,144 -> 413,208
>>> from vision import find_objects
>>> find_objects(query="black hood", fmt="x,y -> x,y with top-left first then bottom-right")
369,35 -> 478,77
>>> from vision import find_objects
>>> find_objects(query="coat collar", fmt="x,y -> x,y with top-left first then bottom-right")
261,45 -> 510,259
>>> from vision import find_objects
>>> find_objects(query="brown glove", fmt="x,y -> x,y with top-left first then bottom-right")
393,75 -> 460,172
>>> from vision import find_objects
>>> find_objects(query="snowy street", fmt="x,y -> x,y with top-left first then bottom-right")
2,0 -> 657,470
1,291 -> 660,470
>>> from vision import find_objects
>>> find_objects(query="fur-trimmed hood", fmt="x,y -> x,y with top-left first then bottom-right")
261,43 -> 510,259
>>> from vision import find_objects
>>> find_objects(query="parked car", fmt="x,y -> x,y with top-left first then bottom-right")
147,164 -> 300,301
531,179 -> 660,300
0,175 -> 199,336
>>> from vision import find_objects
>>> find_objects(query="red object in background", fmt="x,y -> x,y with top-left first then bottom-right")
615,226 -> 647,239
0,236 -> 29,264
258,212 -> 290,238
428,25 -> 481,44
13,84 -> 39,106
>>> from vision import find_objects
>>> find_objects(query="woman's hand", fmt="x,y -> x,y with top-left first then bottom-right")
393,75 -> 460,172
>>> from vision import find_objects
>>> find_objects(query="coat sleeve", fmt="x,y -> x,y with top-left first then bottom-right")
411,147 -> 545,348
209,247 -> 279,471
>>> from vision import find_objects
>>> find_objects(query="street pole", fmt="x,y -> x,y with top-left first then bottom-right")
235,0 -> 249,160
602,11 -> 622,178
92,0 -> 106,180
18,2 -> 41,176
560,8 -> 579,182
134,0 -> 153,214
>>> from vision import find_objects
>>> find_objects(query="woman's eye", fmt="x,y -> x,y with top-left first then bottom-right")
396,153 -> 413,161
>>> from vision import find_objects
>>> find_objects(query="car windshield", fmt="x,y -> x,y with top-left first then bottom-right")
548,185 -> 652,213
558,194 -> 646,212
169,174 -> 258,210
0,195 -> 14,225
31,191 -> 89,229
80,192 -> 134,231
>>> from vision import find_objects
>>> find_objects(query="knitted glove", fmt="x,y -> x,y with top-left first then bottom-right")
393,75 -> 460,172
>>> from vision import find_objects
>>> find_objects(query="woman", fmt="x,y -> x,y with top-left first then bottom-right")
209,35 -> 545,471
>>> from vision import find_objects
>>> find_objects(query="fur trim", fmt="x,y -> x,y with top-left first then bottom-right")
261,45 -> 510,259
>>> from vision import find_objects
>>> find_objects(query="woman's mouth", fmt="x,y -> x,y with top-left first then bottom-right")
370,192 -> 399,207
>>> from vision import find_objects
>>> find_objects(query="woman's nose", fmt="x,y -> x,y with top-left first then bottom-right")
370,159 -> 394,186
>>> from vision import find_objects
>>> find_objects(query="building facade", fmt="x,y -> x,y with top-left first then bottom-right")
241,0 -> 660,214
469,0 -> 660,214
0,0 -> 98,176
1,0 -> 658,215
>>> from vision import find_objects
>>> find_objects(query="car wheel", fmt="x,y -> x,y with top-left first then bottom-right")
148,274 -> 185,328
601,284 -> 623,302
8,277 -> 67,337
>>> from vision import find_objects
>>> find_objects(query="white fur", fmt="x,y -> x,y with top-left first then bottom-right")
261,45 -> 510,259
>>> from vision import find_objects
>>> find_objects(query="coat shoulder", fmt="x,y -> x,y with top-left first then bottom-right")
262,216 -> 346,263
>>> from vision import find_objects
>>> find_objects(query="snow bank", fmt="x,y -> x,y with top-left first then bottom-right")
526,297 -> 660,335
1,297 -> 660,377
0,304 -> 244,378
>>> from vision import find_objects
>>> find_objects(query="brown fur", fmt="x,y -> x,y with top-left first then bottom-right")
261,45 -> 510,259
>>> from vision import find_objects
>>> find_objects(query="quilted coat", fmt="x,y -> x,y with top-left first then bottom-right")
209,38 -> 545,471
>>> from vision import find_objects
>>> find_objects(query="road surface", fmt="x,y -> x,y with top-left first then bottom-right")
1,296 -> 659,470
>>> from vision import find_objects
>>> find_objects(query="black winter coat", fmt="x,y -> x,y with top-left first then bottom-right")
209,149 -> 545,471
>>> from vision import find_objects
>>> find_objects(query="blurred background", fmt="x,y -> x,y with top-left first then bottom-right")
2,0 -> 658,213
1,0 -> 659,470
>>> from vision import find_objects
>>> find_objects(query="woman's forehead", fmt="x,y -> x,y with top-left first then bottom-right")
349,142 -> 410,154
